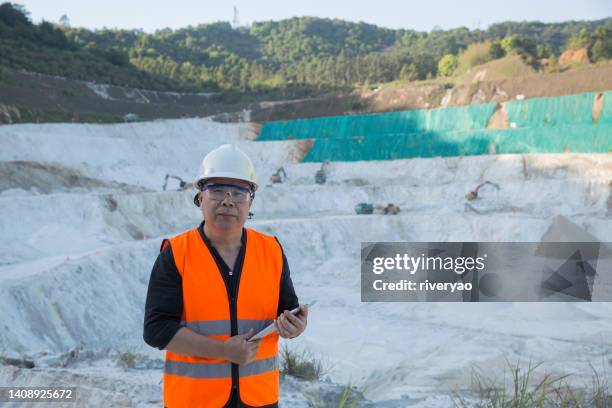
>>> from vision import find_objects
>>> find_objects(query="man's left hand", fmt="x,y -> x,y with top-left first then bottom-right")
275,304 -> 308,339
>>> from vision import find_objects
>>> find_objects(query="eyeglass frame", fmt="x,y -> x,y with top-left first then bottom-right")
199,182 -> 255,203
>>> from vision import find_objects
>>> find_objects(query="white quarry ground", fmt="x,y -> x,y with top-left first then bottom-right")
1,118 -> 611,407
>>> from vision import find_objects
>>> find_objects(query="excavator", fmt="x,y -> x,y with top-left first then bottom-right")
163,174 -> 194,191
465,181 -> 500,201
270,167 -> 287,184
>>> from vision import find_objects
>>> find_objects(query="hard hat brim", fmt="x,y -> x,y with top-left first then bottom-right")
195,172 -> 258,191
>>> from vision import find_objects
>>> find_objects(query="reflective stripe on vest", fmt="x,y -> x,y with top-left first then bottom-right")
182,319 -> 274,337
162,227 -> 283,408
165,355 -> 278,379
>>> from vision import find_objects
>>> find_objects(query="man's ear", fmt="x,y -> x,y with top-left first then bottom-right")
193,191 -> 202,207
247,196 -> 254,219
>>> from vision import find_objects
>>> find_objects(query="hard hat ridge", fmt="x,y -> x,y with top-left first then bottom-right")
195,144 -> 258,191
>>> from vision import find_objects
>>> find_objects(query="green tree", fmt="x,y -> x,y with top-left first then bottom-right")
566,28 -> 590,50
399,63 -> 418,81
437,54 -> 458,77
38,21 -> 72,49
589,26 -> 611,62
102,47 -> 130,66
59,14 -> 70,27
489,40 -> 505,59
0,2 -> 30,27
501,35 -> 521,54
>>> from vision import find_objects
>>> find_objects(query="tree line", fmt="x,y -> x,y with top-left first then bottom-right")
1,2 -> 610,92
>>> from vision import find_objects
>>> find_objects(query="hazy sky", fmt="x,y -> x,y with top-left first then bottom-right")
15,0 -> 612,32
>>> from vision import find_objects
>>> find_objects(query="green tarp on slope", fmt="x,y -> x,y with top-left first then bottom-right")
504,92 -> 596,127
257,91 -> 611,162
303,125 -> 612,162
258,103 -> 496,140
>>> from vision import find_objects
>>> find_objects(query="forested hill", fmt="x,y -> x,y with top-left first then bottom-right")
1,2 -> 610,92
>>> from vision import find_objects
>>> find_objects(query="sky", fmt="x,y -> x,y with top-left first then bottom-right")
14,0 -> 612,33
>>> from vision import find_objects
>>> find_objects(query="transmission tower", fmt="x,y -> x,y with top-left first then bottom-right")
232,6 -> 239,28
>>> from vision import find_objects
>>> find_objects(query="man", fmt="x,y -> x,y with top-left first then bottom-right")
144,144 -> 308,407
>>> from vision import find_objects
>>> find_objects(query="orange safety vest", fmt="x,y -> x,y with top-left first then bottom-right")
162,227 -> 283,407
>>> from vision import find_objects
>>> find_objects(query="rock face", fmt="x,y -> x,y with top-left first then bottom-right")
1,116 -> 612,406
559,47 -> 590,65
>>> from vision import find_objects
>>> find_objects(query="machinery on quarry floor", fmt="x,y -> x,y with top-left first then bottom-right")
270,167 -> 287,183
315,160 -> 330,184
378,203 -> 400,214
355,202 -> 400,214
162,174 -> 194,191
355,202 -> 374,214
465,181 -> 501,201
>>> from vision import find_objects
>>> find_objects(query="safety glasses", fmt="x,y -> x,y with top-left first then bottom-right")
200,183 -> 254,203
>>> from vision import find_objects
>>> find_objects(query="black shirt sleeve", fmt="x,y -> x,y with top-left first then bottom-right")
275,238 -> 299,316
143,244 -> 184,350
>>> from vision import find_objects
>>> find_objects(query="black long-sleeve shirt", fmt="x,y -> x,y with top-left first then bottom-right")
143,221 -> 299,350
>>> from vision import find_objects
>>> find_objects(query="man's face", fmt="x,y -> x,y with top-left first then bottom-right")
198,177 -> 253,230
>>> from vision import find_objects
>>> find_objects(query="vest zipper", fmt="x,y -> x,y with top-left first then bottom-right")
219,254 -> 245,407
198,224 -> 245,407
219,265 -> 239,405
231,248 -> 246,407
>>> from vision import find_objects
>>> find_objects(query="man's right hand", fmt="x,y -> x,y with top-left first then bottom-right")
222,328 -> 261,365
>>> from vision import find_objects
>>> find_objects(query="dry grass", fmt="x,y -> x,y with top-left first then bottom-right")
307,383 -> 365,408
453,360 -> 612,408
118,351 -> 136,369
456,42 -> 494,75
280,344 -> 326,381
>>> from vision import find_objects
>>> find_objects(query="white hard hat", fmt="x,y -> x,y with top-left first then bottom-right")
195,144 -> 258,191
